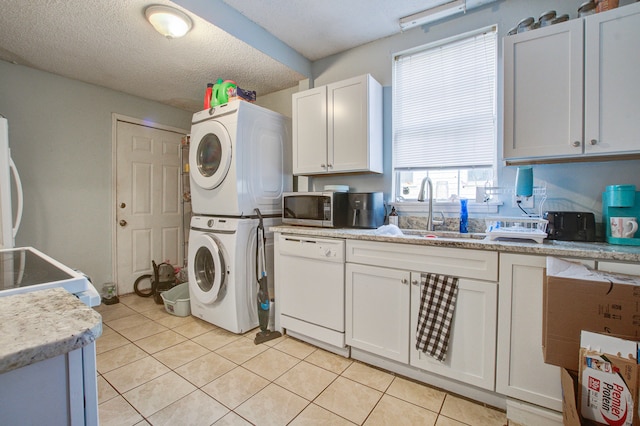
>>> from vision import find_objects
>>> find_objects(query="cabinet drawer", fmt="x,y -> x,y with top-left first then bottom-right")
346,240 -> 498,281
597,261 -> 640,276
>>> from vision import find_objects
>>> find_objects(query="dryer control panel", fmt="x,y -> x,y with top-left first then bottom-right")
191,216 -> 245,232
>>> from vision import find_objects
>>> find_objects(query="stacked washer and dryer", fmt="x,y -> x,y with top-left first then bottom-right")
187,101 -> 291,334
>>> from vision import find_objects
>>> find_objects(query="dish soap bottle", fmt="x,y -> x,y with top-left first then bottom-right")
389,206 -> 398,226
460,199 -> 468,233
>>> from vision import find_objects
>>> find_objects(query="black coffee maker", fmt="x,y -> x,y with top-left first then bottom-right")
347,192 -> 385,228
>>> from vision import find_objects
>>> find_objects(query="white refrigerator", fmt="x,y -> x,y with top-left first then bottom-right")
0,116 -> 22,249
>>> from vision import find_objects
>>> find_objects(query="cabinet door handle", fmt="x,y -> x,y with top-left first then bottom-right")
320,163 -> 326,168
572,141 -> 581,147
589,139 -> 598,145
401,278 -> 408,284
327,163 -> 333,169
411,279 -> 419,286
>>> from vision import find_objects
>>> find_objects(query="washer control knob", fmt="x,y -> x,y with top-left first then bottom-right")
207,219 -> 215,227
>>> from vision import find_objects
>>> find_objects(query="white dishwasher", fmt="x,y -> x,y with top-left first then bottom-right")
275,234 -> 348,355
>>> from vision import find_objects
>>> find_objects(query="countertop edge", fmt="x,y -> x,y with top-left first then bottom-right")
269,226 -> 640,263
0,287 -> 103,374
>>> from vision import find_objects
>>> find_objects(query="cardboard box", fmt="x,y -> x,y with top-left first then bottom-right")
562,368 -> 583,426
578,331 -> 640,425
543,258 -> 640,371
561,368 -> 600,426
562,332 -> 640,426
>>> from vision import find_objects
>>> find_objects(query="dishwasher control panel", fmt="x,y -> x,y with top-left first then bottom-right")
278,234 -> 345,262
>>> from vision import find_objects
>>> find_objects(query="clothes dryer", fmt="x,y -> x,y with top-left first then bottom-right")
189,101 -> 292,216
187,215 -> 278,333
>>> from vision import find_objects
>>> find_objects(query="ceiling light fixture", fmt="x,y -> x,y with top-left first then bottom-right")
399,0 -> 498,31
145,5 -> 193,39
400,0 -> 466,31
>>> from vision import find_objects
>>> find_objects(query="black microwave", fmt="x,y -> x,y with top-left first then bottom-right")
282,192 -> 349,228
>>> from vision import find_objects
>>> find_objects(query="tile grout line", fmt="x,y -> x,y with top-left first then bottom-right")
97,296 -> 508,425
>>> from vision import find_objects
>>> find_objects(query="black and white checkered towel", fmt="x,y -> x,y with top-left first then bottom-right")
415,273 -> 459,362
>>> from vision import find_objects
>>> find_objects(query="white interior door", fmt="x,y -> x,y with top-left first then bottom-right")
115,120 -> 185,295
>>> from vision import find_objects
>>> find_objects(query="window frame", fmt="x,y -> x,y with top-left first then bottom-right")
391,25 -> 499,213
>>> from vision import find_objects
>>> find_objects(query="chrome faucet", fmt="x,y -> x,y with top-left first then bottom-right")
417,176 -> 445,231
418,176 -> 435,231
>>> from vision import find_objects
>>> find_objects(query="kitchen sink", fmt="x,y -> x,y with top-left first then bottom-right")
400,229 -> 487,240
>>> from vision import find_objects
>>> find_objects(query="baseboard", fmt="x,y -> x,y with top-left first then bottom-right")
506,399 -> 562,426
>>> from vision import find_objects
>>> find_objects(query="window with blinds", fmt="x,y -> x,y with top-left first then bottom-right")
393,26 -> 497,202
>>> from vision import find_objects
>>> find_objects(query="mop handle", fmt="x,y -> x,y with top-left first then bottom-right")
254,208 -> 267,279
258,227 -> 266,277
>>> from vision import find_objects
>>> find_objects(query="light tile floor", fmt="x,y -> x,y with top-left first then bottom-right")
95,294 -> 511,426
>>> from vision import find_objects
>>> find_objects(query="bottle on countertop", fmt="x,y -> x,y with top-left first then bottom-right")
460,199 -> 468,233
389,206 -> 398,226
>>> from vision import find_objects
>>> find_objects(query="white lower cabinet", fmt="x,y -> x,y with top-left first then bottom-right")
0,343 -> 98,426
496,254 -> 564,411
345,240 -> 498,389
346,263 -> 410,363
410,273 -> 497,391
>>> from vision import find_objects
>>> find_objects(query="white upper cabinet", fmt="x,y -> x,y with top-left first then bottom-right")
583,4 -> 640,155
503,2 -> 640,161
291,86 -> 327,174
292,74 -> 383,175
503,19 -> 584,160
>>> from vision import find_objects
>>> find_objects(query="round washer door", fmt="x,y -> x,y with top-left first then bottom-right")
188,233 -> 227,304
189,120 -> 232,190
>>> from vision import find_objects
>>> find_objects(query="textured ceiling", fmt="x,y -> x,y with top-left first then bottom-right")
0,0 -> 453,112
220,0 -> 447,61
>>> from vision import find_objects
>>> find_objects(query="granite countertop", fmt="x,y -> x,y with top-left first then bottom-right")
270,225 -> 640,263
0,287 -> 103,374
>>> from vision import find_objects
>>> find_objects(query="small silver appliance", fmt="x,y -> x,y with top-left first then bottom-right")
347,192 -> 385,229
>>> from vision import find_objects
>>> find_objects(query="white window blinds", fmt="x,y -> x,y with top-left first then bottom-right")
393,27 -> 497,169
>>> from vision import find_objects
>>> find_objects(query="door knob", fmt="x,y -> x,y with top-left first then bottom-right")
120,202 -> 126,208
572,141 -> 581,147
589,139 -> 598,145
119,220 -> 127,227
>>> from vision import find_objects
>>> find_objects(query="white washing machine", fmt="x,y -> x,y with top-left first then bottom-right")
189,101 -> 292,216
188,215 -> 278,333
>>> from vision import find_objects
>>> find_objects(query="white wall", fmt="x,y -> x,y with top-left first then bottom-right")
0,60 -> 192,287
267,0 -> 640,221
256,86 -> 297,118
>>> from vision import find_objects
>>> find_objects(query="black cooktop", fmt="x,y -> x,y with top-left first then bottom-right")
0,248 -> 73,290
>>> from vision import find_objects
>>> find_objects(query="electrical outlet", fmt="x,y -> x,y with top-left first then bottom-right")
513,194 -> 534,209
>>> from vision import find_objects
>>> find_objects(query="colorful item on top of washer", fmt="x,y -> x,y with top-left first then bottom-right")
211,79 -> 237,106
